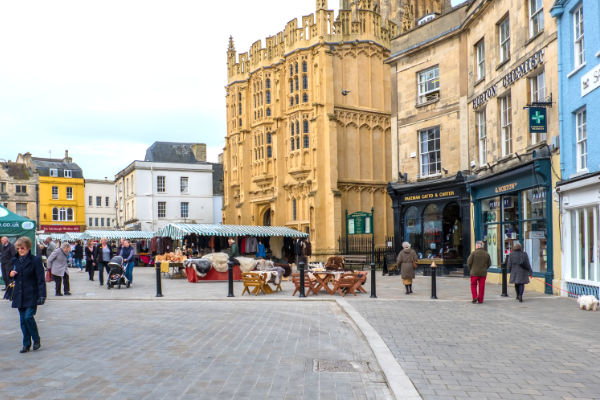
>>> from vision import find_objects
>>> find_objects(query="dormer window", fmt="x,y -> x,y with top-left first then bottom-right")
64,169 -> 72,178
49,168 -> 58,177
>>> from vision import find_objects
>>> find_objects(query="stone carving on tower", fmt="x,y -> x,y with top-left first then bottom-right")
362,0 -> 451,33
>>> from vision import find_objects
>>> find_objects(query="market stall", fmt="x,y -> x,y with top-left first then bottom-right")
0,205 -> 36,252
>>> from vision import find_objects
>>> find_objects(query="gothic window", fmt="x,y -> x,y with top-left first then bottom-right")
303,135 -> 309,148
295,121 -> 299,134
266,78 -> 271,89
303,93 -> 308,103
295,76 -> 299,91
295,95 -> 299,105
302,75 -> 308,89
266,90 -> 271,104
266,132 -> 272,144
266,107 -> 271,116
302,61 -> 307,72
290,80 -> 294,93
290,97 -> 294,106
303,120 -> 309,133
295,62 -> 298,74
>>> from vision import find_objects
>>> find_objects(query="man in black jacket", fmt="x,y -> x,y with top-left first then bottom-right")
1,236 -> 16,290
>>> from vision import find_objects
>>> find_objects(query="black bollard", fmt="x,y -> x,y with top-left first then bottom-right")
155,262 -> 163,297
227,259 -> 234,297
430,261 -> 437,299
299,261 -> 306,298
370,262 -> 377,298
501,262 -> 508,297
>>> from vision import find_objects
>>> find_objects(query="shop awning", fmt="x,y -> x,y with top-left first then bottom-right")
83,230 -> 155,240
155,224 -> 308,240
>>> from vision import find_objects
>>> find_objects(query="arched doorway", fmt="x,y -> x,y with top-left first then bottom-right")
262,208 -> 271,226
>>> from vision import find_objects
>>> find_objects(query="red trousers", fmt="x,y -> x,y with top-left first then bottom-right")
471,276 -> 486,303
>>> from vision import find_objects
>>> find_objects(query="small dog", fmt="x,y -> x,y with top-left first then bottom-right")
577,295 -> 599,311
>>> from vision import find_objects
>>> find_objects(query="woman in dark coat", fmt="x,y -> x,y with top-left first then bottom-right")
73,240 -> 84,272
396,241 -> 418,294
9,236 -> 46,353
84,240 -> 96,281
507,242 -> 533,302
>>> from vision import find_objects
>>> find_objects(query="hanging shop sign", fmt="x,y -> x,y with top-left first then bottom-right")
402,190 -> 456,202
529,107 -> 547,133
472,48 -> 545,110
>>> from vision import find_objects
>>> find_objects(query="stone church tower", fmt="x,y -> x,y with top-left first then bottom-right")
341,0 -> 452,33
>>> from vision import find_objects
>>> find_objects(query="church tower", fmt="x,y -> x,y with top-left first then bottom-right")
376,0 -> 452,33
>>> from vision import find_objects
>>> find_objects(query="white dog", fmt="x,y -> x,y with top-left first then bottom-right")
577,295 -> 599,311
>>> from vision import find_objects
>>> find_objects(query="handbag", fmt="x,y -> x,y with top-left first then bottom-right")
45,269 -> 52,283
412,260 -> 418,269
3,281 -> 15,301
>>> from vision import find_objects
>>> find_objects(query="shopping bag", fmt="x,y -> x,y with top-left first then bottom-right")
45,269 -> 52,283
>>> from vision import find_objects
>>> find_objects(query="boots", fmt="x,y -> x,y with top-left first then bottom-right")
409,284 -> 413,294
405,285 -> 410,294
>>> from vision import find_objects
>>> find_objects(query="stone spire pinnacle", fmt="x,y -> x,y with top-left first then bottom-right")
227,36 -> 235,53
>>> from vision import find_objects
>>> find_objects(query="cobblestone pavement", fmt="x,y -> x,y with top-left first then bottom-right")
0,299 -> 392,400
352,294 -> 600,400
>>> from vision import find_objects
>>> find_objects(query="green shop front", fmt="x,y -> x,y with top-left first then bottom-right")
469,158 -> 553,294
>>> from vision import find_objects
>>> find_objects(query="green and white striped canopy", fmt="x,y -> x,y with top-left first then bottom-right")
83,230 -> 155,240
156,224 -> 308,240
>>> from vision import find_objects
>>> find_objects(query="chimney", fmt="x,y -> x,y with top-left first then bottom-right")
191,143 -> 207,162
63,149 -> 72,163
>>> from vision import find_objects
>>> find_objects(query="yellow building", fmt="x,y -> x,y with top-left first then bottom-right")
387,0 -> 561,293
18,151 -> 86,233
223,0 -> 403,258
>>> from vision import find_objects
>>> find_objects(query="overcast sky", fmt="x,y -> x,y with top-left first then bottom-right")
0,0 -> 462,180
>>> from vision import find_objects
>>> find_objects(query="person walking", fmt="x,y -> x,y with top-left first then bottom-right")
42,237 -> 56,257
84,240 -> 96,281
507,242 -> 533,302
119,240 -> 135,285
396,242 -> 418,294
94,238 -> 113,286
467,241 -> 491,304
73,240 -> 84,272
9,236 -> 46,353
47,243 -> 71,296
1,236 -> 16,290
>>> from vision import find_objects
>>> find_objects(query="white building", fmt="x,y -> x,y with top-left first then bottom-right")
84,179 -> 117,229
115,142 -> 221,231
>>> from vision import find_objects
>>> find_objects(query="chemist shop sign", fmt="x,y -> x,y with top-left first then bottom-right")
529,107 -> 547,133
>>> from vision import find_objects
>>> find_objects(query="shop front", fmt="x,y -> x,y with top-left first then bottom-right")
388,173 -> 471,275
469,157 -> 554,294
556,172 -> 600,298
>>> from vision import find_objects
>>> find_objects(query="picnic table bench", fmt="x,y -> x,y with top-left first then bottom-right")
340,255 -> 368,270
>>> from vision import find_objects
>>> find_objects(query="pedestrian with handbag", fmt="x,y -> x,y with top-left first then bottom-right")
507,242 -> 533,302
84,240 -> 96,281
467,241 -> 491,304
94,238 -> 113,286
8,237 -> 46,353
396,241 -> 418,294
47,243 -> 71,296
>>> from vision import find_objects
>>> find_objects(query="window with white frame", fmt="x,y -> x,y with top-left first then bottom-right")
157,176 -> 165,193
15,185 -> 26,194
528,0 -> 544,38
64,169 -> 72,178
180,177 -> 189,193
530,71 -> 547,143
157,201 -> 166,218
573,5 -> 584,68
52,186 -> 59,199
500,94 -> 512,156
88,196 -> 92,206
16,203 -> 27,217
477,110 -> 487,165
570,206 -> 598,282
576,108 -> 587,171
418,127 -> 441,177
417,66 -> 440,104
66,187 -> 73,200
180,202 -> 189,218
105,196 -> 109,207
96,196 -> 102,206
475,39 -> 485,81
52,207 -> 58,221
49,169 -> 58,177
59,208 -> 67,221
498,17 -> 510,63
67,208 -> 73,221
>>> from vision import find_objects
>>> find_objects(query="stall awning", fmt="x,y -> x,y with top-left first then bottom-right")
83,230 -> 155,240
156,224 -> 308,240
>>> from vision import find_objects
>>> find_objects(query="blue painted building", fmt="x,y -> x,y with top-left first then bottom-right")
551,0 -> 600,297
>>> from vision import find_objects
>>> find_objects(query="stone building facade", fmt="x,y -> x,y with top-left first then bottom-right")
0,159 -> 38,222
387,0 -> 561,292
222,0 -> 403,256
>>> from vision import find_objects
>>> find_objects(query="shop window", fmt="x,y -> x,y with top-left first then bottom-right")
576,108 -> 587,171
404,206 -> 422,255
418,127 -> 441,177
417,66 -> 439,104
477,110 -> 487,165
498,16 -> 510,63
423,204 -> 442,258
500,94 -> 512,156
528,0 -> 544,38
570,207 -> 598,282
573,5 -> 584,68
443,203 -> 462,259
475,39 -> 485,81
522,187 -> 547,273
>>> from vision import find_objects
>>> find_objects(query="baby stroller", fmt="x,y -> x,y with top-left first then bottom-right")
107,256 -> 130,289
